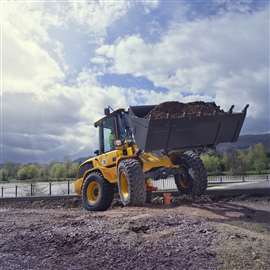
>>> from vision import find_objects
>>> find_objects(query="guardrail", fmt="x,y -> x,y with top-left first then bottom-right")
0,174 -> 269,198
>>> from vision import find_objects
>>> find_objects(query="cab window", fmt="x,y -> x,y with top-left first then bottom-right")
102,117 -> 116,153
117,113 -> 128,141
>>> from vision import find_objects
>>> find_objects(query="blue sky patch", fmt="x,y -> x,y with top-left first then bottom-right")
97,73 -> 169,92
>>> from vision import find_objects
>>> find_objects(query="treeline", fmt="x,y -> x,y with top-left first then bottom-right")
0,143 -> 269,181
0,161 -> 79,182
201,143 -> 269,175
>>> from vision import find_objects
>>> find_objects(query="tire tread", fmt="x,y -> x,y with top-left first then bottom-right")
82,171 -> 114,211
118,159 -> 146,206
174,151 -> 207,196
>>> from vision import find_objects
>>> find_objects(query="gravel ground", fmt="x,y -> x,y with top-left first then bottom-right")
0,196 -> 269,270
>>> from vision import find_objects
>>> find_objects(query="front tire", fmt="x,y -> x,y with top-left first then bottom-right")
82,171 -> 114,211
174,151 -> 207,196
118,159 -> 146,206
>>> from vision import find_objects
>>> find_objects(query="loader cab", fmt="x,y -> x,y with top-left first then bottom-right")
94,109 -> 128,155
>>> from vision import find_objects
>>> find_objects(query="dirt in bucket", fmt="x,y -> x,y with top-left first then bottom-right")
146,101 -> 226,120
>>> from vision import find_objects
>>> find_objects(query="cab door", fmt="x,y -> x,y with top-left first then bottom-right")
96,116 -> 120,182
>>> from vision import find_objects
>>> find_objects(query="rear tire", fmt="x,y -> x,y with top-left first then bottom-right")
118,159 -> 146,206
82,171 -> 114,211
174,151 -> 207,196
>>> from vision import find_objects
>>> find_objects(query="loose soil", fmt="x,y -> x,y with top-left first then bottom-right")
0,196 -> 269,270
146,101 -> 225,119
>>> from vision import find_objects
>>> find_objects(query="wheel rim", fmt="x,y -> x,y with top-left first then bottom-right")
119,172 -> 129,200
87,181 -> 100,205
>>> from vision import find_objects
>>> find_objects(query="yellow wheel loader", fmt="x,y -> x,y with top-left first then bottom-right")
74,101 -> 248,211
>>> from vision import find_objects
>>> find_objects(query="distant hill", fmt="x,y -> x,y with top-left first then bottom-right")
217,133 -> 270,153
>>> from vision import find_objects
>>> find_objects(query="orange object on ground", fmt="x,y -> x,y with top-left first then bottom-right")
163,193 -> 172,205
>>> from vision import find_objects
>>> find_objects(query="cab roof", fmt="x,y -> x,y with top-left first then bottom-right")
94,108 -> 126,127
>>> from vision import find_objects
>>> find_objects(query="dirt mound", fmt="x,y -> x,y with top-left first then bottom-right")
146,101 -> 225,119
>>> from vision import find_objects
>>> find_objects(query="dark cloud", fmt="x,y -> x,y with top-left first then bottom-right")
1,92 -> 84,163
3,92 -> 82,135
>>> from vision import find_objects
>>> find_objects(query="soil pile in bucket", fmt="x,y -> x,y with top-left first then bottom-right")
146,101 -> 225,119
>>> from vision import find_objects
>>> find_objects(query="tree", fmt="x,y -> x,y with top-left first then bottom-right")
220,144 -> 269,175
221,150 -> 243,175
38,166 -> 49,180
49,163 -> 66,179
236,150 -> 250,174
3,162 -> 19,180
17,164 -> 40,180
0,169 -> 8,181
201,154 -> 222,174
67,163 -> 79,178
249,143 -> 268,173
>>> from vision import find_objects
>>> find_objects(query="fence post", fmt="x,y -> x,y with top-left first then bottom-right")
15,185 -> 17,197
67,180 -> 70,195
1,186 -> 3,198
30,183 -> 33,196
49,182 -> 51,196
242,175 -> 245,182
220,176 -> 222,183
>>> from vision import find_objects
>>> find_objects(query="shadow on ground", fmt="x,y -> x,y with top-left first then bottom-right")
188,200 -> 270,233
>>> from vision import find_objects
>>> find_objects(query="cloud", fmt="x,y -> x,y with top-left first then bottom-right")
2,0 -> 138,95
62,0 -> 131,38
141,0 -> 160,13
95,8 -> 270,131
2,3 -> 64,94
3,30 -> 64,94
213,0 -> 255,13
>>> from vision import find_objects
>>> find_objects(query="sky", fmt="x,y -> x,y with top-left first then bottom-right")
1,0 -> 269,163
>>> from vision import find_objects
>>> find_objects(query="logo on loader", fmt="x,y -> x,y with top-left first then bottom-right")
101,159 -> 106,165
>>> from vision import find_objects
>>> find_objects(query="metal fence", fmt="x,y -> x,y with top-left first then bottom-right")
208,174 -> 270,183
153,174 -> 270,190
0,174 -> 269,198
0,180 -> 74,198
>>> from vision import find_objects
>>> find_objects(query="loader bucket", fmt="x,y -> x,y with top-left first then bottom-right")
128,104 -> 248,152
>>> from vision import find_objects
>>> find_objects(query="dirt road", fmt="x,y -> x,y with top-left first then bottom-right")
0,196 -> 269,270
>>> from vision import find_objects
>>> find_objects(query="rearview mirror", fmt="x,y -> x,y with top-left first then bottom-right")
104,107 -> 110,116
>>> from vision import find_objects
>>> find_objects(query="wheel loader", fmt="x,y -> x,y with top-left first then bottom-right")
74,101 -> 248,211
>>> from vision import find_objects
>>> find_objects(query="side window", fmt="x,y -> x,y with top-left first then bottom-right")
103,117 -> 116,152
117,113 -> 128,140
